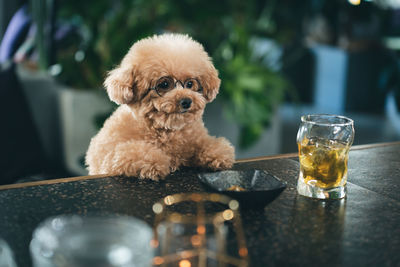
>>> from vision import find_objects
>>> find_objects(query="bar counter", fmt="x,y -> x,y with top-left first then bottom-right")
1,142 -> 399,267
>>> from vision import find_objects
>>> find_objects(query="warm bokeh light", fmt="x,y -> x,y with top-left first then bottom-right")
164,195 -> 175,205
228,200 -> 239,210
222,209 -> 234,220
153,256 -> 164,265
348,0 -> 361,5
239,247 -> 248,257
179,259 -> 191,267
150,239 -> 159,248
197,225 -> 206,234
190,234 -> 202,246
152,203 -> 163,214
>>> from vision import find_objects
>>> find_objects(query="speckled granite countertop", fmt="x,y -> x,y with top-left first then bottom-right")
0,143 -> 399,267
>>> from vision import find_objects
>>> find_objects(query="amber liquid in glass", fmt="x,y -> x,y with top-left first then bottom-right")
298,137 -> 350,189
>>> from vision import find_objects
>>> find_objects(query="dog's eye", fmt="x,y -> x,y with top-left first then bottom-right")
184,79 -> 201,92
155,77 -> 175,93
158,81 -> 170,89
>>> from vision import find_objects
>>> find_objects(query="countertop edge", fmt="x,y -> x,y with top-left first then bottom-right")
1,141 -> 399,191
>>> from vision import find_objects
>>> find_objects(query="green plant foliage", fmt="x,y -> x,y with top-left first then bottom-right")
214,23 -> 289,148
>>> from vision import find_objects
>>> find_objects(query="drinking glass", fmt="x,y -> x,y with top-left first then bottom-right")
152,193 -> 248,267
0,239 -> 17,267
296,114 -> 354,199
30,215 -> 153,267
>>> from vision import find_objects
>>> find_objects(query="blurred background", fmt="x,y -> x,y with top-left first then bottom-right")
1,0 -> 400,184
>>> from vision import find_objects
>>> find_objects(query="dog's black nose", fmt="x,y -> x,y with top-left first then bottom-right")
180,98 -> 192,109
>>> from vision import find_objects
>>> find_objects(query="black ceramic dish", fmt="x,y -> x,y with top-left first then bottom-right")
198,169 -> 287,208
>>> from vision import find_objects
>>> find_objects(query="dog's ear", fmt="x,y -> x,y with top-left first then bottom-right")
201,65 -> 221,102
104,65 -> 138,104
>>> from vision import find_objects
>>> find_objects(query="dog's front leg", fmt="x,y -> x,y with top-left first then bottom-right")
95,141 -> 172,180
194,136 -> 235,170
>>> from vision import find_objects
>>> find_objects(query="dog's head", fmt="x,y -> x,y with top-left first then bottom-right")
104,34 -> 220,130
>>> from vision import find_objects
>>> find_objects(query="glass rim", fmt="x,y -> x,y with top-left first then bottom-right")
301,114 -> 354,126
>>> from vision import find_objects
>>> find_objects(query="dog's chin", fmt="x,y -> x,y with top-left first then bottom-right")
150,110 -> 203,130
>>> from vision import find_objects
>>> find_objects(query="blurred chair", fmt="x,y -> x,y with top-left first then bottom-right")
0,62 -> 47,184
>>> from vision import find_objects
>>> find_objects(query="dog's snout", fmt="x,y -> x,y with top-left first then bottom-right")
180,98 -> 192,109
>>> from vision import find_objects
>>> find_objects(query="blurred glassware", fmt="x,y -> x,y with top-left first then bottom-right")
30,215 -> 153,267
0,239 -> 17,267
152,193 -> 248,267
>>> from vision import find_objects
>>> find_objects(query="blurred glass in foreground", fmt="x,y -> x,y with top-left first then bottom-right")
30,215 -> 153,267
0,239 -> 17,267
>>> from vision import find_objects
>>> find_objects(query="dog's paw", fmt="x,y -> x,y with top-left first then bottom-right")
207,155 -> 234,170
198,137 -> 235,170
139,164 -> 171,181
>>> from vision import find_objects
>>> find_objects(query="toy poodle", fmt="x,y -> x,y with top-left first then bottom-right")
85,33 -> 235,180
